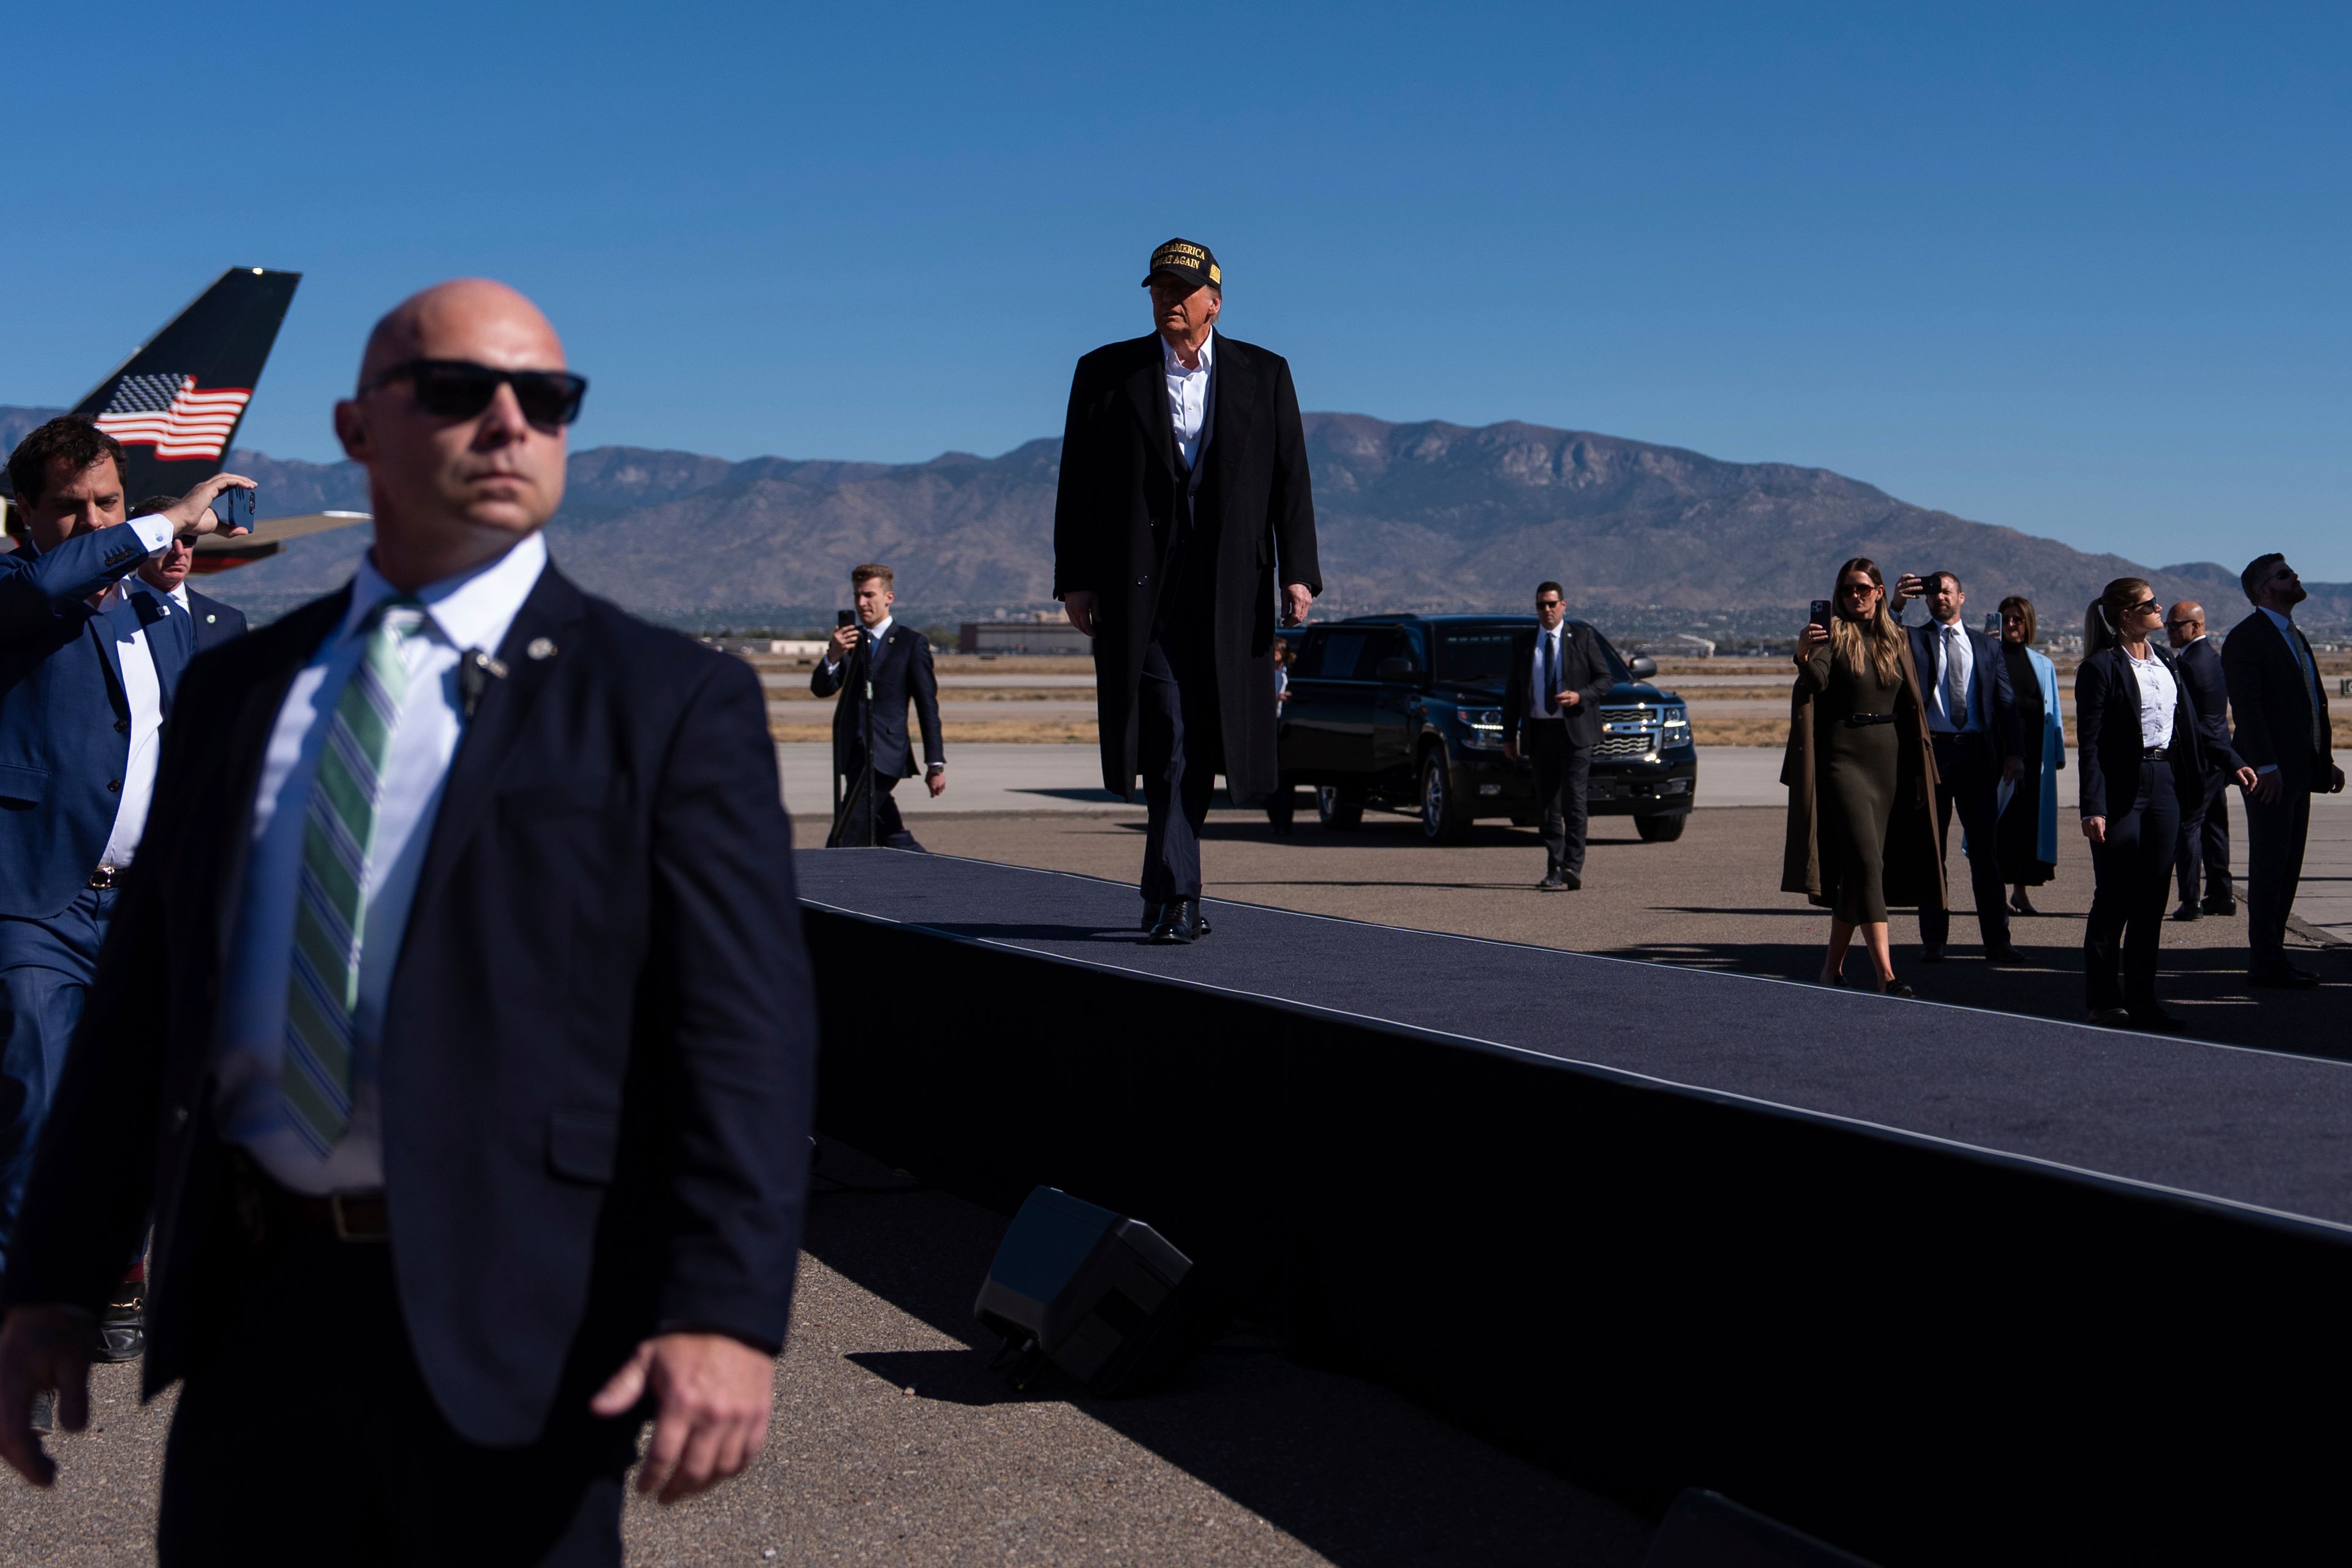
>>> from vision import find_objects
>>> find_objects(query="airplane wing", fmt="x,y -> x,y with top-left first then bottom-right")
189,508 -> 371,573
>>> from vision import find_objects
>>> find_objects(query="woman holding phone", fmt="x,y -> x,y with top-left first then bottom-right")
1782,558 -> 1945,995
1994,596 -> 2065,913
2075,577 -> 2255,1029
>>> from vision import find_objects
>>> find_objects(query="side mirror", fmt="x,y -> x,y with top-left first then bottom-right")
1374,655 -> 1418,682
1628,654 -> 1658,680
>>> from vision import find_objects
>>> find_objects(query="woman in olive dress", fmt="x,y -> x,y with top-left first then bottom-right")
1781,557 -> 1945,995
1994,595 -> 2065,914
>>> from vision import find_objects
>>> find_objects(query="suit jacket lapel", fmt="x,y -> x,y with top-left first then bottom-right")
404,567 -> 588,925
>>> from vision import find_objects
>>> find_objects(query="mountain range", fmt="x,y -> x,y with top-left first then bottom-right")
5,404 -> 2342,633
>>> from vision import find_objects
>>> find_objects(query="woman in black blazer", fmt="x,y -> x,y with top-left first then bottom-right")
2076,577 -> 2256,1030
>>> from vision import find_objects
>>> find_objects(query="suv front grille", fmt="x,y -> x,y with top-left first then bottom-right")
1594,732 -> 1654,759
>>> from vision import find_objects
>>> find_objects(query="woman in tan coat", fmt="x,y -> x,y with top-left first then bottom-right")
1782,557 -> 1947,995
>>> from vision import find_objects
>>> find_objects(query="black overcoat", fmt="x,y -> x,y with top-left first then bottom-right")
1052,331 -> 1321,802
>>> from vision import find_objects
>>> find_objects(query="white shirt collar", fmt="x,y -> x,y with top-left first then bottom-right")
169,583 -> 189,611
1161,328 -> 1215,375
2259,605 -> 2296,634
341,530 -> 549,653
865,614 -> 894,642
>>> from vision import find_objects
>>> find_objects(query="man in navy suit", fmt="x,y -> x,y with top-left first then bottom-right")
2164,600 -> 2241,920
1889,570 -> 2026,963
0,281 -> 816,1564
813,562 -> 944,849
134,494 -> 251,655
0,424 -> 252,1283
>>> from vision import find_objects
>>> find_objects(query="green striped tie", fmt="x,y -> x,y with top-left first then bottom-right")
282,598 -> 426,1155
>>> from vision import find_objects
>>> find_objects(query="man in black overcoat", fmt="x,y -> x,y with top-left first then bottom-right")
2222,553 -> 2344,989
813,562 -> 945,849
1054,238 -> 1321,943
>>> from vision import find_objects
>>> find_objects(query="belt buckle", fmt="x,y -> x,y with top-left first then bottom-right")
329,1193 -> 387,1243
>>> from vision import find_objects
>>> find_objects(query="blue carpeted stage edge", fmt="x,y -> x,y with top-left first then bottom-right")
798,847 -> 2352,1565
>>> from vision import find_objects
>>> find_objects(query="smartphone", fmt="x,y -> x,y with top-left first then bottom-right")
1984,612 -> 2001,635
836,609 -> 856,627
1809,600 -> 1833,630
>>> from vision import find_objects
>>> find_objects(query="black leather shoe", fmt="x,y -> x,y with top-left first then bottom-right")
2130,1008 -> 2188,1033
1560,870 -> 1582,891
2248,964 -> 2321,990
1983,944 -> 2026,964
2200,899 -> 2237,917
1877,981 -> 1915,999
1537,872 -> 1566,890
1148,897 -> 1203,944
2169,903 -> 2203,922
2089,1006 -> 2134,1027
94,1294 -> 144,1363
1141,902 -> 1161,933
1918,947 -> 1945,963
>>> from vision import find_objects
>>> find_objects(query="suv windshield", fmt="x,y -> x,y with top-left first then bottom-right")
1433,622 -> 1633,689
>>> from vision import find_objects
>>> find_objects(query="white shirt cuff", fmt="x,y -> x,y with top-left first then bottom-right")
823,657 -> 841,676
126,512 -> 175,554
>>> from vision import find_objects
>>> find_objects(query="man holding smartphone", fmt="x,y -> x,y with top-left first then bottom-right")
813,562 -> 945,848
1888,569 -> 2026,963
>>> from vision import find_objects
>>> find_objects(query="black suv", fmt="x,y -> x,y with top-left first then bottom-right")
1275,614 -> 1698,842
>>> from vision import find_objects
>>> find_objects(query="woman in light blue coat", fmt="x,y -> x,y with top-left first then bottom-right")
1994,595 -> 2065,913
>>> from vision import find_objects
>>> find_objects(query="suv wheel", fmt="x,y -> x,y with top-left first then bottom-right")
1316,786 -> 1364,831
1419,752 -> 1471,843
1635,812 -> 1689,843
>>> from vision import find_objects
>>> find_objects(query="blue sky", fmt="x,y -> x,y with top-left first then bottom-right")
5,2 -> 2345,576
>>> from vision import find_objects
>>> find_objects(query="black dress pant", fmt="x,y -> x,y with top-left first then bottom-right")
834,748 -> 921,850
1138,632 -> 1220,904
2175,766 -> 2233,907
2084,758 -> 2180,1015
2245,783 -> 2313,968
1920,731 -> 2011,952
159,1225 -> 639,1567
1525,718 -> 1592,876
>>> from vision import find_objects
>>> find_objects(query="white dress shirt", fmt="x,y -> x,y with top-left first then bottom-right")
1162,329 -> 1214,469
92,513 -> 179,869
1927,620 -> 1978,734
822,613 -> 891,678
2125,647 -> 2177,748
212,532 -> 548,1193
1527,624 -> 1566,720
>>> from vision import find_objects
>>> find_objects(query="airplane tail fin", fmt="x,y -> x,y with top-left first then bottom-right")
68,267 -> 300,502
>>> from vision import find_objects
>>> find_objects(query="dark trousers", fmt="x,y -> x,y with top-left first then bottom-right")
2245,783 -> 2313,968
2175,767 -> 2234,907
160,1221 -> 638,1566
0,888 -> 113,1276
1525,718 -> 1592,876
1138,633 -> 1219,904
2084,759 -> 2180,1014
1921,732 -> 2011,952
832,750 -> 921,851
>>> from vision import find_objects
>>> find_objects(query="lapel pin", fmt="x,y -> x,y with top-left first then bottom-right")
527,637 -> 557,661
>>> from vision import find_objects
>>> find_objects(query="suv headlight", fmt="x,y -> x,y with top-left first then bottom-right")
1457,707 -> 1506,750
1659,703 -> 1692,747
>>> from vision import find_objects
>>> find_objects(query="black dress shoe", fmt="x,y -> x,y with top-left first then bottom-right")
1560,870 -> 1582,891
1148,897 -> 1203,945
2200,899 -> 2237,917
1141,902 -> 1161,933
2169,903 -> 2203,922
2248,963 -> 2321,990
94,1292 -> 145,1363
1918,947 -> 1945,963
1877,981 -> 1915,999
2130,1008 -> 2188,1033
1983,944 -> 2026,965
1537,872 -> 1566,891
2089,1006 -> 2134,1027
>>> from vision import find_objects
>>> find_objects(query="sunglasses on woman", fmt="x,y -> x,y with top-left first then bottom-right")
362,359 -> 589,428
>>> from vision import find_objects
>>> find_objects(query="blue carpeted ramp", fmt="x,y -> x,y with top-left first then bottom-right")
797,847 -> 2352,1565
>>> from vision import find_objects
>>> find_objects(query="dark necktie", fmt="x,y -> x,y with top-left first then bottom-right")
1543,632 -> 1560,716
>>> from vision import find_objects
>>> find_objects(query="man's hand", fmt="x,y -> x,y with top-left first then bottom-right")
2003,755 -> 2025,785
1062,591 -> 1099,638
927,769 -> 946,799
2082,816 -> 2106,844
1890,573 -> 1924,611
1282,583 -> 1313,627
826,623 -> 859,663
160,473 -> 256,538
2250,770 -> 2283,805
2333,764 -> 2346,795
591,1332 -> 775,1505
2235,766 -> 2260,793
1502,741 -> 1518,763
1558,690 -> 1581,710
0,1306 -> 94,1488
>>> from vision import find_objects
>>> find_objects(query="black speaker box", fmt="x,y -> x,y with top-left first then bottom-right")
974,1186 -> 1207,1396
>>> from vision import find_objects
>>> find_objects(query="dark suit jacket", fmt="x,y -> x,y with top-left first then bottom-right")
2,564 -> 818,1446
0,527 -> 194,918
1052,332 -> 1321,802
1501,622 -> 1615,750
2075,645 -> 2207,823
810,621 -> 943,779
184,586 -> 247,653
1904,619 -> 2025,764
2222,610 -> 2335,790
2172,636 -> 2239,772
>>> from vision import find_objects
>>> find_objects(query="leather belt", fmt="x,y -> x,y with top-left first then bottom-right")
1841,713 -> 1898,728
225,1149 -> 389,1244
88,865 -> 121,889
2143,746 -> 2170,760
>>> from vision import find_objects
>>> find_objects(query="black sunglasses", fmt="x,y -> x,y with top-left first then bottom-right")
363,359 -> 588,428
2126,597 -> 2160,616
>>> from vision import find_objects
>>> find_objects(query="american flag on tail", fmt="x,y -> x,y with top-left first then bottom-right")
91,373 -> 251,461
